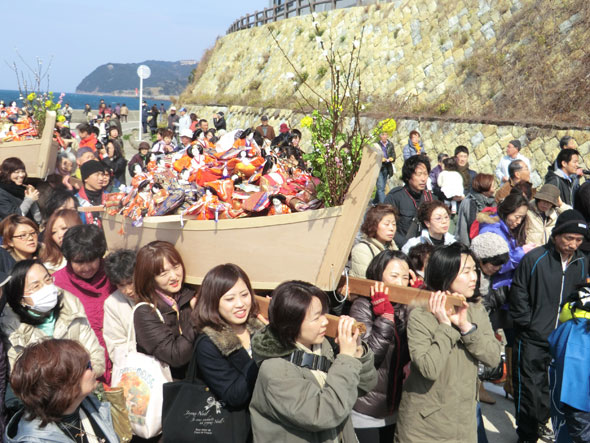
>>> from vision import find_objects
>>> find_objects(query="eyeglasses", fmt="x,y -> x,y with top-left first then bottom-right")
86,361 -> 93,371
12,231 -> 38,241
24,273 -> 54,295
431,216 -> 450,223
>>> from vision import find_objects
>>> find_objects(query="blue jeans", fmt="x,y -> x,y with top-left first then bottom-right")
374,167 -> 389,204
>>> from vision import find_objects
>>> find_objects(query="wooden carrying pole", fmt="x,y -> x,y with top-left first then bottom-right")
340,276 -> 466,309
254,277 -> 465,338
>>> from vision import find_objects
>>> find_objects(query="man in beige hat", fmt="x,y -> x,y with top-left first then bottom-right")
525,183 -> 571,245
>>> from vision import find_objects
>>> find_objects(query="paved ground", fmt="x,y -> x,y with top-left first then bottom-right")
482,382 -> 518,443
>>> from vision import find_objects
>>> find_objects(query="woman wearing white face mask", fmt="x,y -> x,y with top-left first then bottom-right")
0,260 -> 105,376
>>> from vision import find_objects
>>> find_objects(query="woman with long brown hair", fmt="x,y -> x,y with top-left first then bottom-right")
39,209 -> 82,273
133,241 -> 196,380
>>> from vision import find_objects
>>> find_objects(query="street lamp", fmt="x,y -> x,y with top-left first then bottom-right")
137,64 -> 151,141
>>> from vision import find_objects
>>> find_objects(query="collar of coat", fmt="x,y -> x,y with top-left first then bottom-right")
201,317 -> 264,357
2,291 -> 86,348
251,325 -> 336,365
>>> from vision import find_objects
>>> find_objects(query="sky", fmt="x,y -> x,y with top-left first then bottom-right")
1,0 -> 269,93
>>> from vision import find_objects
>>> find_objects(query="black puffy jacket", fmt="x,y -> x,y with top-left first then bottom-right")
349,297 -> 410,418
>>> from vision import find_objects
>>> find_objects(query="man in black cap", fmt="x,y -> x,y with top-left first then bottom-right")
510,209 -> 589,443
255,115 -> 276,142
76,160 -> 110,227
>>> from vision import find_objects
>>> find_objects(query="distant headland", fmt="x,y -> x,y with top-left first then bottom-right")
76,60 -> 197,98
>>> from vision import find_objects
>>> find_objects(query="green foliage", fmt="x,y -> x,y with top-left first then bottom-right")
316,66 -> 327,79
302,111 -> 364,206
24,92 -> 62,134
437,103 -> 450,114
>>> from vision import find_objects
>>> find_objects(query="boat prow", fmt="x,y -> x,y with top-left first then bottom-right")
0,111 -> 59,178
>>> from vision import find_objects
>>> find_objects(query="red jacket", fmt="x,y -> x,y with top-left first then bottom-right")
80,133 -> 98,151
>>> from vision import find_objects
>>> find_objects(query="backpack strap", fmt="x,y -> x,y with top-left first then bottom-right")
284,350 -> 332,373
359,240 -> 377,258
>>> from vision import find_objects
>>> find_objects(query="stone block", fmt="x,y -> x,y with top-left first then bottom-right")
483,133 -> 499,148
480,21 -> 495,40
577,141 -> 590,157
471,131 -> 485,147
480,124 -> 496,137
474,144 -> 487,160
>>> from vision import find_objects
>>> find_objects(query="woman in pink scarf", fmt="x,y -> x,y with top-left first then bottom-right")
53,224 -> 115,383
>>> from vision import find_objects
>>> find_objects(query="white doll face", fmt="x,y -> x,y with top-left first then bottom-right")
272,198 -> 281,206
133,164 -> 142,175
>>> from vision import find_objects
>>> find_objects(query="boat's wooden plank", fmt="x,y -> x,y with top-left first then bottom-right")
315,146 -> 381,289
340,276 -> 465,309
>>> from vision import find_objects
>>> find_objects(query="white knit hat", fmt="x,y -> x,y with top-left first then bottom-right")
471,232 -> 509,260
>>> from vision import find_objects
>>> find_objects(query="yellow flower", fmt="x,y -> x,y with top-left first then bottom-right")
26,93 -> 36,101
45,100 -> 52,107
55,103 -> 61,109
300,116 -> 313,128
57,115 -> 66,122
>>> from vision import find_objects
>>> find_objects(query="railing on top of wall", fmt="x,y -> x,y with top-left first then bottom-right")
227,0 -> 383,34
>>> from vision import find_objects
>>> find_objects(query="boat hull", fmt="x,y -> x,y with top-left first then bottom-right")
103,145 -> 381,290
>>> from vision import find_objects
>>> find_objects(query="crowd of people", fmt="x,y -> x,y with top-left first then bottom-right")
0,98 -> 588,443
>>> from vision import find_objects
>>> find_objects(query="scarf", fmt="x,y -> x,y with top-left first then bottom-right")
53,261 -> 115,384
457,164 -> 471,190
295,342 -> 327,388
412,141 -> 421,155
471,191 -> 495,212
0,181 -> 25,200
156,289 -> 183,335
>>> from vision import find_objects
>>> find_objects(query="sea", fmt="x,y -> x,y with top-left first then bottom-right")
0,89 -> 171,111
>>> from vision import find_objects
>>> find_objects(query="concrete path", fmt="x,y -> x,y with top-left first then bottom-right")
482,382 -> 518,443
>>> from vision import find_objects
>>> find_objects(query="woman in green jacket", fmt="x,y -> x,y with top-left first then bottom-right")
394,243 -> 501,443
249,280 -> 377,443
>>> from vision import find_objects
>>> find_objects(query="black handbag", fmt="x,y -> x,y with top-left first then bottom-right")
478,354 -> 506,382
162,336 -> 250,443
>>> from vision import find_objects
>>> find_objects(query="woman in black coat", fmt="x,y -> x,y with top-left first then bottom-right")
190,263 -> 264,443
348,250 -> 413,443
102,140 -> 128,187
133,241 -> 196,380
0,158 -> 41,224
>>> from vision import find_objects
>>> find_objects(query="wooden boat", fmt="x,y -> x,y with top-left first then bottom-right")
0,111 -> 59,178
102,145 -> 380,291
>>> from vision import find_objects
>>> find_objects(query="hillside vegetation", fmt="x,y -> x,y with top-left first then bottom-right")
180,0 -> 590,125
